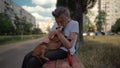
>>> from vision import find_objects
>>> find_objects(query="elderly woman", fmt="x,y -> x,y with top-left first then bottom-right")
22,7 -> 79,68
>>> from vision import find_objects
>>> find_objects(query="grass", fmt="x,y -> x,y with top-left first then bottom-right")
0,34 -> 46,45
78,35 -> 120,68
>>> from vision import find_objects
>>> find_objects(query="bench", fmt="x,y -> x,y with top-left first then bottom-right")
43,54 -> 85,68
43,38 -> 85,68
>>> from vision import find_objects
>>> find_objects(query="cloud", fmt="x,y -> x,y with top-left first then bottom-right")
31,12 -> 53,23
22,5 -> 56,14
23,5 -> 47,13
32,0 -> 56,8
22,0 -> 56,23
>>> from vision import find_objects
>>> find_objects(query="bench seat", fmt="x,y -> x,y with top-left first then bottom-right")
43,54 -> 85,68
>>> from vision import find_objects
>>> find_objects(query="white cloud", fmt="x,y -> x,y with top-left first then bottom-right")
32,0 -> 57,7
22,5 -> 56,13
22,0 -> 56,24
32,12 -> 53,23
22,5 -> 43,13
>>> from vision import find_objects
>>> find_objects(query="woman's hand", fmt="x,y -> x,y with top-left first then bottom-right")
48,26 -> 63,39
48,30 -> 58,39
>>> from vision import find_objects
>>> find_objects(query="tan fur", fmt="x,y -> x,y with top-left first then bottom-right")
32,27 -> 63,61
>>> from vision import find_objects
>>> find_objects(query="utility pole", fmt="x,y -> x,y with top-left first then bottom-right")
98,0 -> 101,12
104,2 -> 108,35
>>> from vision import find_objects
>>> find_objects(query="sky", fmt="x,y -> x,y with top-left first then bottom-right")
12,0 -> 57,23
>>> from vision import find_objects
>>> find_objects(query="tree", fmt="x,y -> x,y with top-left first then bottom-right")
57,0 -> 97,44
0,13 -> 14,35
14,15 -> 23,35
83,15 -> 94,32
23,23 -> 33,35
32,28 -> 43,34
112,18 -> 120,33
95,10 -> 106,32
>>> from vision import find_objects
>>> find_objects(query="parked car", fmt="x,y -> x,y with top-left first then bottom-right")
83,32 -> 88,36
107,32 -> 115,35
87,31 -> 95,36
95,32 -> 104,35
89,32 -> 95,36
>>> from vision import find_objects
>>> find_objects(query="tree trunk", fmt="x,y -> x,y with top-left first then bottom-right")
56,0 -> 84,44
75,0 -> 84,45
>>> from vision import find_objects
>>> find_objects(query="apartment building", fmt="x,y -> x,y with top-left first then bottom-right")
0,0 -> 35,29
87,0 -> 120,32
101,0 -> 120,32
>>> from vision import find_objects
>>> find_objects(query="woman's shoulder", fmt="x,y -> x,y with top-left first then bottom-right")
69,20 -> 79,25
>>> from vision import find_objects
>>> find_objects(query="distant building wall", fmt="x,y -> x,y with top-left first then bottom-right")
0,0 -> 35,29
87,0 -> 120,32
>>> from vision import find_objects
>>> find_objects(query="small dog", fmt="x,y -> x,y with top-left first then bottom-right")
32,26 -> 64,61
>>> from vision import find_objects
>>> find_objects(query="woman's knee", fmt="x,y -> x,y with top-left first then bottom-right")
22,51 -> 33,68
29,57 -> 38,64
27,57 -> 42,68
23,51 -> 33,62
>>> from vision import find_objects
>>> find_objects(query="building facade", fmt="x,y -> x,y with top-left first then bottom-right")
101,0 -> 120,32
0,0 -> 35,29
87,0 -> 120,32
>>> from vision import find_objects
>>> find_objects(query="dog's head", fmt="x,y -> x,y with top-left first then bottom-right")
56,26 -> 64,31
50,26 -> 64,42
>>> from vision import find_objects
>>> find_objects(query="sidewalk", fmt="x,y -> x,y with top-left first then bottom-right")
0,38 -> 44,68
0,38 -> 44,54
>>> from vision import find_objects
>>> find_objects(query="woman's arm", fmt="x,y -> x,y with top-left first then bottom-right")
56,31 -> 77,49
43,30 -> 57,43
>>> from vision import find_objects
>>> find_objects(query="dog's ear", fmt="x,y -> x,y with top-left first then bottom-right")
56,27 -> 59,29
56,26 -> 64,34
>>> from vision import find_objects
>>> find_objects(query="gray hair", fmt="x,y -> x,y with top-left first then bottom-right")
52,7 -> 70,18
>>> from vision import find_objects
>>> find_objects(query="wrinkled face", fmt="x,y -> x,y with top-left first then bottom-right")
55,14 -> 70,27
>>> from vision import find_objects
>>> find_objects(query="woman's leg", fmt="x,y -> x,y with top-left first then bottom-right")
45,49 -> 68,60
22,51 -> 33,68
26,57 -> 43,68
26,49 -> 68,68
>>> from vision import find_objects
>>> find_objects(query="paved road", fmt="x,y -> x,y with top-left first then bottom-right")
0,38 -> 44,68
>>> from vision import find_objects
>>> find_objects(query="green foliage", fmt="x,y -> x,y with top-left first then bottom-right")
112,18 -> 120,33
23,23 -> 33,35
88,25 -> 95,32
14,15 -> 24,35
83,15 -> 95,32
96,21 -> 103,31
0,13 -> 14,35
14,15 -> 33,35
83,24 -> 95,32
0,13 -> 34,35
32,28 -> 43,34
83,24 -> 89,32
95,10 -> 106,31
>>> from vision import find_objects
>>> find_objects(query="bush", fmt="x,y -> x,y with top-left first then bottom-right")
112,18 -> 120,33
